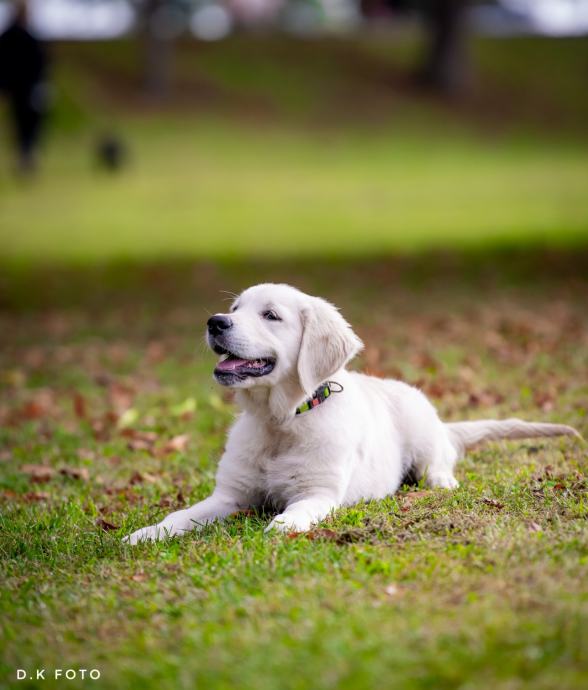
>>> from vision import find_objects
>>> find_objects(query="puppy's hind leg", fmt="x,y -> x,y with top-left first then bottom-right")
418,437 -> 460,490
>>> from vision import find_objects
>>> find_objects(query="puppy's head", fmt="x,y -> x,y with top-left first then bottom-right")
206,284 -> 363,398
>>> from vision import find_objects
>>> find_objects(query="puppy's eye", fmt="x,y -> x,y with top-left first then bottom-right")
262,310 -> 281,322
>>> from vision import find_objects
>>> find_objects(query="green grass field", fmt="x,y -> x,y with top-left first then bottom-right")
2,120 -> 588,261
1,35 -> 588,690
1,36 -> 588,262
1,254 -> 587,690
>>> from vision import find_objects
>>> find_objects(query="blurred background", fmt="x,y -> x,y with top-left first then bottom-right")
0,0 -> 587,267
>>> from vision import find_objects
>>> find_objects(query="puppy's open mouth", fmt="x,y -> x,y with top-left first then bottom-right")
214,349 -> 275,382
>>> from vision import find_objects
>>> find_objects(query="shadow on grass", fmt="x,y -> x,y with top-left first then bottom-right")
2,246 -> 588,312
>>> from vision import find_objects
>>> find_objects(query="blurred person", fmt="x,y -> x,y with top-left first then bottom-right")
0,0 -> 49,174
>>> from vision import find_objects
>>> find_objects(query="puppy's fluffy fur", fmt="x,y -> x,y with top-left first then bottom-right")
126,284 -> 579,543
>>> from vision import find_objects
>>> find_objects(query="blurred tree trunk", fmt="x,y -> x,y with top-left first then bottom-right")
418,0 -> 471,95
138,0 -> 173,100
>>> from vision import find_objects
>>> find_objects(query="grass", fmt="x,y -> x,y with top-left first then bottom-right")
1,36 -> 588,262
1,253 -> 588,690
2,121 -> 588,262
1,34 -> 588,690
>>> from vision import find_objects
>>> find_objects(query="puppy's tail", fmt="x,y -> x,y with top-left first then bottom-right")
446,418 -> 581,455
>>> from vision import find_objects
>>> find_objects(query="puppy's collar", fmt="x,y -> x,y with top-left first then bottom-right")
295,381 -> 343,416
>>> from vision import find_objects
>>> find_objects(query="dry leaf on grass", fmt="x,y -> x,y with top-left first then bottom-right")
72,392 -> 87,419
482,498 -> 505,510
21,464 -> 55,483
306,528 -> 339,541
23,491 -> 50,502
161,434 -> 190,454
128,471 -> 157,485
123,429 -> 159,453
107,381 -> 135,414
230,508 -> 257,518
400,490 -> 431,503
384,584 -> 405,598
528,521 -> 543,533
96,518 -> 119,531
155,490 -> 185,510
77,448 -> 96,461
19,390 -> 55,420
59,466 -> 89,481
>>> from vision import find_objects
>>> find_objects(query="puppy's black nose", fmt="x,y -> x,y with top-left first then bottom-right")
207,314 -> 232,336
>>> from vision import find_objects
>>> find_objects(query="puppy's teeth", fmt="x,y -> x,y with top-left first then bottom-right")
220,354 -> 229,362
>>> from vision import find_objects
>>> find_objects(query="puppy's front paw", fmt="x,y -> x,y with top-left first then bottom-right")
123,523 -> 174,545
426,473 -> 459,489
265,512 -> 312,534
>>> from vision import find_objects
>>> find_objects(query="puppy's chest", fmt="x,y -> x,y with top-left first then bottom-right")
249,430 -> 309,501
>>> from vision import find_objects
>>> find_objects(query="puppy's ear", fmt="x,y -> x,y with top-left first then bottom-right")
297,297 -> 363,395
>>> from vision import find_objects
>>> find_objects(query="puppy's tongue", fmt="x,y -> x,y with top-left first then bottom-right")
216,357 -> 250,372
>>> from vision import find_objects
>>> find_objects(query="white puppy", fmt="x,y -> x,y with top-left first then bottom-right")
125,283 -> 579,544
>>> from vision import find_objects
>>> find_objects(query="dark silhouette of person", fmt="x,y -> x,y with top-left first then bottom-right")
0,1 -> 49,174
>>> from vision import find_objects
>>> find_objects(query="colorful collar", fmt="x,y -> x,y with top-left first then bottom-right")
295,381 -> 343,416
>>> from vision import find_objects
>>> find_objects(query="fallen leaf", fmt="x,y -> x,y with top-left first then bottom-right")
121,429 -> 158,443
78,448 -> 96,461
231,508 -> 257,518
91,412 -> 119,440
128,471 -> 157,485
21,400 -> 47,420
124,428 -> 158,452
306,528 -> 339,541
131,572 -> 147,582
171,397 -> 197,417
468,390 -> 505,408
59,466 -> 89,481
424,381 -> 448,399
118,408 -> 139,428
411,351 -> 438,371
21,464 -> 55,483
127,439 -> 153,452
528,521 -> 543,533
72,392 -> 87,419
96,518 -> 119,531
107,381 -> 135,414
146,341 -> 167,363
162,434 -> 190,454
94,373 -> 112,387
3,368 -> 26,388
482,498 -> 505,510
156,496 -> 175,508
534,391 -> 555,412
384,583 -> 404,598
23,491 -> 50,502
399,490 -> 431,503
